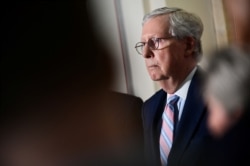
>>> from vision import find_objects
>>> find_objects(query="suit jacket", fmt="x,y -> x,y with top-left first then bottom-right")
142,67 -> 212,166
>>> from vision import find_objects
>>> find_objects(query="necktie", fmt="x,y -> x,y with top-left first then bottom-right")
160,94 -> 179,166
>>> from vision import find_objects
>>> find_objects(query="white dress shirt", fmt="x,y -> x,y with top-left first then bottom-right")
167,66 -> 197,120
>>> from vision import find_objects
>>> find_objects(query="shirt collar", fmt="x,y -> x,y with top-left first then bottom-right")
168,66 -> 197,101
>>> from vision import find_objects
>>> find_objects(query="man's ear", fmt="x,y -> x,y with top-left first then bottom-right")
184,36 -> 196,57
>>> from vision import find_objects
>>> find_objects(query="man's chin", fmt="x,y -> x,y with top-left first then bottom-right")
150,77 -> 160,81
150,76 -> 168,81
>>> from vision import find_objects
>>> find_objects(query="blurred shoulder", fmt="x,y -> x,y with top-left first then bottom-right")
108,91 -> 143,104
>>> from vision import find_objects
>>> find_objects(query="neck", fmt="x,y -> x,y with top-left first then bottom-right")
159,65 -> 196,94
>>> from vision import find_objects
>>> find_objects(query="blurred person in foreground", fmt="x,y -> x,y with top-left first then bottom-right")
135,7 -> 212,166
200,46 -> 250,166
1,0 -> 144,165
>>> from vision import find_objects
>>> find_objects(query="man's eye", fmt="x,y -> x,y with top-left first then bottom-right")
154,38 -> 161,42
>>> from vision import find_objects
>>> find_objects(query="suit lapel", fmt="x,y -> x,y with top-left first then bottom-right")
152,90 -> 167,161
169,68 -> 206,160
154,91 -> 166,137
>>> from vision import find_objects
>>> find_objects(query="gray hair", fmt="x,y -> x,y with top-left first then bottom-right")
204,46 -> 250,115
142,7 -> 203,62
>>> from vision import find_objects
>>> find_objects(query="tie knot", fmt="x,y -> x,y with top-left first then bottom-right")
167,94 -> 179,105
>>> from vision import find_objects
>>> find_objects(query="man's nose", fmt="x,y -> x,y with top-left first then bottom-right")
143,45 -> 154,58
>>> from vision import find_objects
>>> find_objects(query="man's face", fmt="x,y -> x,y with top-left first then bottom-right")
141,15 -> 189,82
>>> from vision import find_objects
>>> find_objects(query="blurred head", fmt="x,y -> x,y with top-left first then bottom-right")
1,0 -> 114,117
1,0 -> 116,165
203,46 -> 250,138
135,7 -> 203,93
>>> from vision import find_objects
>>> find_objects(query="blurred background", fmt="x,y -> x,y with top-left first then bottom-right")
87,0 -> 234,101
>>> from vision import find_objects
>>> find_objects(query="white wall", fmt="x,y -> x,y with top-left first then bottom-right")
118,0 -> 158,100
88,0 -> 222,101
87,0 -> 128,93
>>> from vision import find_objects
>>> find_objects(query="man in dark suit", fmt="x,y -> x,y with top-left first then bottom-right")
134,7 -> 212,166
